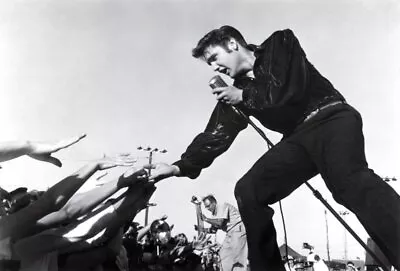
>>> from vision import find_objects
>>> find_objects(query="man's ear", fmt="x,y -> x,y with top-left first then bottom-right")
227,38 -> 239,51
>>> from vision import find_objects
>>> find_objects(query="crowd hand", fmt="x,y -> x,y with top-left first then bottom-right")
144,163 -> 180,183
191,233 -> 211,251
95,153 -> 137,171
27,133 -> 87,167
211,85 -> 243,105
117,167 -> 149,189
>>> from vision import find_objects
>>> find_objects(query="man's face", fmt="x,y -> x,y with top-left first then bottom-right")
153,230 -> 171,245
203,43 -> 242,78
203,199 -> 216,214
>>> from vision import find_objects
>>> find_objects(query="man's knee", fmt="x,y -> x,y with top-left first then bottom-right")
328,168 -> 380,205
235,175 -> 278,208
234,177 -> 254,206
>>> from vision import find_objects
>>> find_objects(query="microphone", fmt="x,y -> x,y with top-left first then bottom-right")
208,75 -> 228,89
208,75 -> 275,149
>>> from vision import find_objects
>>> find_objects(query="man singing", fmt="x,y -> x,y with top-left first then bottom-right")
147,26 -> 400,271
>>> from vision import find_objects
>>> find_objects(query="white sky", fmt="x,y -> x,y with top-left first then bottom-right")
0,0 -> 399,261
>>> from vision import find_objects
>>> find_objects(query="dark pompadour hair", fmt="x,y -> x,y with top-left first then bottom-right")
192,25 -> 248,59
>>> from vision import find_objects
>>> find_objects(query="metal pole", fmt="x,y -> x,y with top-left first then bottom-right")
339,211 -> 349,260
324,210 -> 331,263
144,151 -> 153,226
305,182 -> 389,271
137,146 -> 167,226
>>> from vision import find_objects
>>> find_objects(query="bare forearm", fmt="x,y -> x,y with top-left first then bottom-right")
204,217 -> 225,228
0,141 -> 32,162
36,163 -> 99,214
38,177 -> 120,227
0,163 -> 99,240
105,185 -> 155,235
136,224 -> 151,241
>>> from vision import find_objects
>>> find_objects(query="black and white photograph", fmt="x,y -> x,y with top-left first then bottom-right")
0,0 -> 399,270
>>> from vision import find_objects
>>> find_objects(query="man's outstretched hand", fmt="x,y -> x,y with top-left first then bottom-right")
143,163 -> 180,183
27,134 -> 86,167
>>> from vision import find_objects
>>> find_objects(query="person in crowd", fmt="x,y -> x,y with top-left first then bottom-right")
141,219 -> 208,271
145,25 -> 400,271
346,261 -> 357,271
306,252 -> 329,271
123,215 -> 168,270
201,195 -> 247,271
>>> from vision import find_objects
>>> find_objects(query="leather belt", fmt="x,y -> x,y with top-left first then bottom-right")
303,100 -> 345,123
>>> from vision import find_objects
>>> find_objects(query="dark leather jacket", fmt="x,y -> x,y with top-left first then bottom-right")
173,29 -> 345,179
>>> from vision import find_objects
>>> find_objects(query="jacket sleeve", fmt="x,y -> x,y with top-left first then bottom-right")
240,29 -> 309,110
173,102 -> 248,179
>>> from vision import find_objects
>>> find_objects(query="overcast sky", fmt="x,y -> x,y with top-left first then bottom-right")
0,0 -> 399,261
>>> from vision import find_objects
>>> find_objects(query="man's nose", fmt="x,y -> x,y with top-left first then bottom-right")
210,63 -> 219,72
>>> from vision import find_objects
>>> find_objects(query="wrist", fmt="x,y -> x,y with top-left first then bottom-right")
171,165 -> 181,176
25,141 -> 34,154
77,162 -> 99,178
238,89 -> 243,103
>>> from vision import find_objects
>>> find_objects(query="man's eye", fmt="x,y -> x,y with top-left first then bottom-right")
207,55 -> 217,65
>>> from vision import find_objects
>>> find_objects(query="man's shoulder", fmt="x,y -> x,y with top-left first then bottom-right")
260,28 -> 296,46
222,202 -> 238,211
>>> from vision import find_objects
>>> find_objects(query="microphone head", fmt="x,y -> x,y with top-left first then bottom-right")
209,75 -> 228,89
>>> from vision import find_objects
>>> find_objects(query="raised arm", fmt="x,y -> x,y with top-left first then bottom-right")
200,213 -> 227,229
13,178 -> 156,260
0,154 -> 135,240
32,163 -> 143,233
136,215 -> 168,241
0,134 -> 86,167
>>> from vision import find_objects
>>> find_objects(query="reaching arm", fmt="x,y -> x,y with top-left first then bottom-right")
202,217 -> 227,229
173,102 -> 248,179
0,134 -> 86,167
33,167 -> 146,233
13,180 -> 156,260
0,154 -> 136,240
103,183 -> 156,237
0,163 -> 97,240
146,102 -> 247,182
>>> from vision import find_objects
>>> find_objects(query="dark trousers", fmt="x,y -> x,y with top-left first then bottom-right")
234,104 -> 400,271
